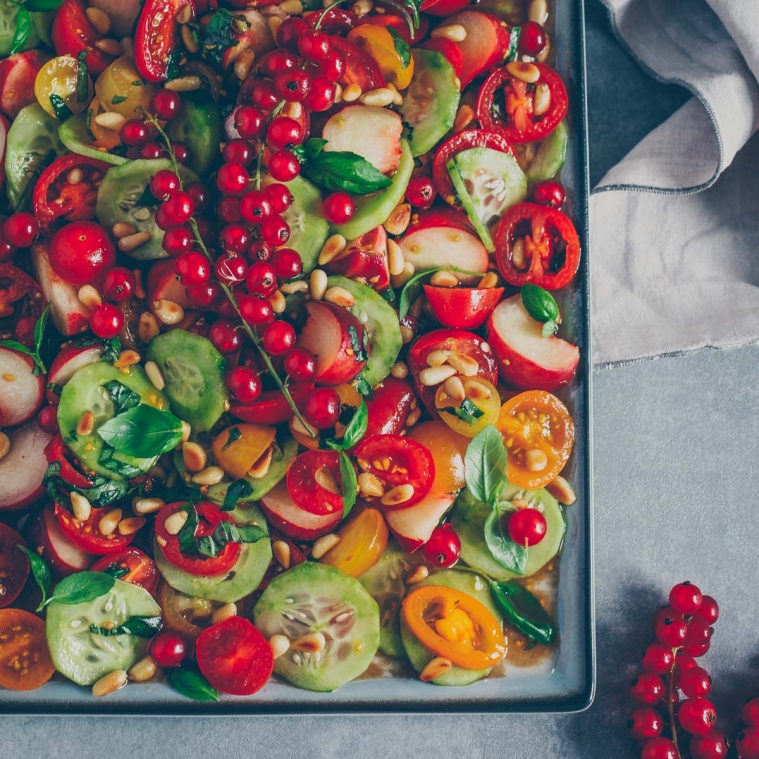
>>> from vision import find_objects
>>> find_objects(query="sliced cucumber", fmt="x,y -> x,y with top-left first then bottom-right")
154,505 -> 272,604
358,543 -> 412,658
400,50 -> 460,158
59,113 -> 129,167
253,562 -> 380,692
447,159 -> 494,253
32,10 -> 54,48
262,173 -> 328,274
45,579 -> 161,686
527,120 -> 569,184
400,568 -> 501,686
334,138 -> 413,241
0,0 -> 41,55
5,103 -> 65,210
57,362 -> 170,478
166,95 -> 223,176
146,329 -> 227,432
95,159 -> 198,261
326,275 -> 402,387
451,485 -> 566,582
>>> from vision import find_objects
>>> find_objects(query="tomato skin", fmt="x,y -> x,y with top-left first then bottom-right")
356,13 -> 429,44
320,508 -> 388,577
0,51 -> 51,120
363,376 -> 417,440
421,38 -> 464,77
196,616 -> 274,696
424,285 -> 505,329
330,36 -> 386,91
55,501 -> 134,555
0,263 -> 43,321
135,0 -> 194,82
51,0 -> 116,76
494,202 -> 581,290
0,522 -> 30,608
45,434 -> 96,490
286,449 -> 346,517
230,383 -> 314,426
48,221 -> 116,286
0,609 -> 55,691
91,547 -> 159,596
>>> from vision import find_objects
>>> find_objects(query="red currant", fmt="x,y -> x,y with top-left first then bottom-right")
630,673 -> 665,706
218,224 -> 250,254
304,387 -> 341,429
283,347 -> 316,382
406,174 -> 437,210
738,727 -> 759,759
273,69 -> 312,102
685,615 -> 712,647
161,191 -> 194,226
518,21 -> 546,57
422,524 -> 461,568
0,230 -> 17,261
150,169 -> 180,200
2,212 -> 38,247
238,294 -> 274,326
264,183 -> 292,214
217,196 -> 243,224
223,138 -> 255,166
628,707 -> 664,741
264,48 -> 298,75
743,697 -> 759,727
217,162 -> 249,195
171,142 -> 189,164
508,508 -> 547,547
176,251 -> 211,286
683,641 -> 710,658
267,117 -> 304,149
674,653 -> 698,684
641,738 -> 678,759
679,666 -> 712,698
121,118 -> 151,146
298,29 -> 331,62
37,404 -> 59,435
246,261 -> 278,297
670,582 -> 703,615
101,267 -> 135,302
226,365 -> 262,403
215,253 -> 248,287
89,303 -> 123,339
252,80 -> 280,111
694,595 -> 719,625
162,225 -> 193,257
532,179 -> 566,208
139,142 -> 164,159
150,89 -> 181,120
262,320 -> 296,355
235,106 -> 266,139
185,182 -> 210,213
643,643 -> 674,675
276,16 -> 309,50
655,614 -> 688,648
689,729 -> 728,759
322,192 -> 355,224
260,215 -> 291,247
240,190 -> 273,224
247,239 -> 272,262
209,319 -> 243,353
270,247 -> 301,280
319,49 -> 346,82
150,631 -> 187,668
268,149 -> 300,182
186,282 -> 221,308
678,697 -> 717,735
305,76 -> 336,112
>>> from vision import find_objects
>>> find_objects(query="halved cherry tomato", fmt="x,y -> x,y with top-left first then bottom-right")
135,0 -> 194,82
55,501 -> 133,555
0,263 -> 42,320
432,129 -> 515,209
196,616 -> 273,696
320,508 -> 388,577
330,36 -> 386,91
357,13 -> 429,44
0,522 -> 30,609
435,377 -> 501,438
494,202 -> 580,290
424,285 -> 505,330
94,57 -> 158,120
286,449 -> 346,517
211,423 -> 276,481
158,581 -> 225,640
304,8 -> 356,35
91,547 -> 159,596
231,384 -> 314,426
51,0 -> 117,77
402,585 -> 506,670
496,390 -> 574,490
348,25 -> 415,90
421,38 -> 463,77
33,154 -> 109,234
0,609 -> 55,690
363,376 -> 417,440
476,63 -> 568,144
155,502 -> 241,577
45,435 -> 96,490
354,434 -> 434,510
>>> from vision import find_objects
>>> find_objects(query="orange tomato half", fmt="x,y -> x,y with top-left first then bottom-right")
0,609 -> 55,691
347,26 -> 414,90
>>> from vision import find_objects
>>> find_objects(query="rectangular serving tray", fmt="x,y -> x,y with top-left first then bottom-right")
0,0 -> 594,715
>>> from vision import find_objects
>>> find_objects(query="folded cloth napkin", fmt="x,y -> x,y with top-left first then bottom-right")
592,0 -> 759,366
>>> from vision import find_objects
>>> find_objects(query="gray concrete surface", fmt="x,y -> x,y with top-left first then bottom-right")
8,2 -> 758,757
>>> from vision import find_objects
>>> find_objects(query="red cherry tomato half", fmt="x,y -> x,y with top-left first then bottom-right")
91,547 -> 159,596
353,434 -> 435,510
33,154 -> 110,234
196,616 -> 274,696
357,13 -> 429,44
362,376 -> 417,440
424,285 -> 505,330
155,502 -> 241,577
230,383 -> 314,425
0,263 -> 42,320
476,63 -> 568,144
45,434 -> 96,490
55,501 -> 134,555
286,449 -> 346,517
51,0 -> 116,77
329,36 -> 386,91
135,0 -> 194,82
0,522 -> 30,608
494,202 -> 580,290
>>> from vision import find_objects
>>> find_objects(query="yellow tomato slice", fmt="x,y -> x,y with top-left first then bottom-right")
86,97 -> 122,150
320,508 -> 388,577
435,378 -> 501,438
35,55 -> 93,119
408,420 -> 468,494
211,423 -> 276,480
94,56 -> 157,119
348,26 -> 414,90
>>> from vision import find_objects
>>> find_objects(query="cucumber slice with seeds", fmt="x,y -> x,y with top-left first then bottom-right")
166,95 -> 223,176
59,113 -> 129,166
527,120 -> 569,184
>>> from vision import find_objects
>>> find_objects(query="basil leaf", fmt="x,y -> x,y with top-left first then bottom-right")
76,50 -> 89,103
353,374 -> 373,399
46,571 -> 116,608
49,93 -> 73,121
104,381 -> 141,414
221,426 -> 241,452
90,615 -> 162,638
521,284 -> 559,324
442,398 -> 485,425
0,340 -> 34,357
100,337 -> 121,363
10,7 -> 31,55
347,325 -> 369,363
302,139 -> 392,195
18,547 -> 51,611
24,0 -> 67,11
489,580 -> 555,645
197,521 -> 266,558
484,508 -> 527,576
99,445 -> 144,478
101,565 -> 129,580
79,476 -> 132,507
200,9 -> 248,66
338,449 -> 357,518
221,478 -> 253,512
97,405 -> 183,458
111,95 -> 128,105
166,666 -> 219,702
32,303 -> 50,374
176,502 -> 200,555
464,425 -> 508,507
506,25 -> 521,63
341,400 -> 368,450
387,26 -> 411,69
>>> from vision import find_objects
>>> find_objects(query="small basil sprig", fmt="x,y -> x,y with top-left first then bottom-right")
166,665 -> 219,702
398,266 -> 486,319
387,26 -> 411,69
97,405 -> 184,458
175,502 -> 266,558
9,6 -> 31,55
464,425 -> 509,508
221,426 -> 242,452
76,50 -> 88,102
489,580 -> 555,645
104,380 -> 141,414
221,478 -> 253,512
324,401 -> 366,518
90,616 -> 162,638
42,571 -> 116,609
0,303 -> 49,375
521,284 -> 560,338
441,398 -> 484,425
484,505 -> 527,576
506,26 -> 521,63
18,546 -> 51,611
337,451 -> 358,518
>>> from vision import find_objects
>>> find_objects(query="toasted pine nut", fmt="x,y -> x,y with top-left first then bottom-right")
386,82 -> 403,106
386,238 -> 406,276
95,38 -> 122,56
390,360 -> 408,379
269,290 -> 287,314
333,82 -> 343,104
118,517 -> 146,536
283,102 -> 303,120
71,492 -> 92,522
309,269 -> 328,301
118,231 -> 152,253
164,75 -> 202,92
318,234 -> 347,265
464,378 -> 492,400
429,270 -> 459,288
314,466 -> 341,495
279,280 -> 309,295
85,6 -> 111,34
546,475 -> 577,505
511,238 -> 526,270
292,632 -> 326,653
163,511 -> 188,536
141,360 -> 164,391
533,82 -> 551,116
352,0 -> 373,17
312,533 -> 341,560
528,0 -> 549,24
324,286 -> 355,308
507,61 -> 540,84
156,536 -> 168,548
128,656 -> 157,682
342,83 -> 362,102
138,312 -> 160,344
211,603 -> 238,625
114,349 -> 141,368
175,2 -> 193,22
426,349 -> 450,368
181,24 -> 200,54
0,431 -> 9,463
381,483 -> 415,507
358,472 -> 385,498
267,15 -> 283,36
384,203 -> 411,237
360,88 -> 394,107
273,540 -> 291,570
180,422 -> 192,444
112,222 -> 137,239
279,0 -> 303,13
420,657 -> 452,682
94,111 -> 125,131
153,299 -> 184,325
77,411 -> 95,437
443,375 -> 466,403
99,509 -> 122,536
525,448 -> 548,472
191,466 -> 225,485
511,498 -> 530,511
269,634 -> 290,659
132,207 -> 152,221
478,272 -> 499,289
67,168 -> 84,185
92,669 -> 127,697
407,407 -> 421,426
419,365 -> 456,387
133,497 -> 165,515
400,324 -> 414,344
447,351 -> 479,377
391,261 -> 415,289
405,565 -> 429,585
431,24 -> 466,42
233,48 -> 256,80
248,446 -> 274,479
77,284 -> 101,310
453,104 -> 475,132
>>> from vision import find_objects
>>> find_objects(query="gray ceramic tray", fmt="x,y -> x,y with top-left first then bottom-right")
0,0 -> 593,715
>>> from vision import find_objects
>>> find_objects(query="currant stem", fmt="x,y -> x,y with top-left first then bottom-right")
668,648 -> 681,757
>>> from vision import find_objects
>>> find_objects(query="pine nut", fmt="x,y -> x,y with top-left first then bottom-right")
291,632 -> 326,653
153,299 -> 184,325
333,82 -> 343,104
391,261 -> 415,289
512,498 -> 530,511
478,272 -> 499,288
352,0 -> 373,17
118,517 -> 146,536
525,448 -> 548,472
279,0 -> 303,13
419,365 -> 456,387
120,36 -> 134,58
447,351 -> 479,377
248,446 -> 274,479
141,360 -> 164,391
191,466 -> 225,485
407,407 -> 421,426
342,83 -> 362,102
95,38 -> 122,56
536,32 -> 551,63
546,475 -> 577,505
85,6 -> 111,34
426,349 -> 450,368
0,431 -> 9,463
429,270 -> 459,288
114,349 -> 141,368
533,82 -> 551,116
360,88 -> 394,107
453,104 -> 475,132
233,48 -> 255,80
211,603 -> 238,624
67,168 -> 84,185
175,2 -> 193,22
267,15 -> 283,36
528,0 -> 549,24
358,472 -> 385,498
163,511 -> 188,536
443,375 -> 466,403
99,509 -> 122,536
77,411 -> 95,437
310,269 -> 328,301
386,238 -> 406,276
78,284 -> 101,310
138,312 -> 160,343
279,280 -> 309,295
381,483 -> 414,506
133,497 -> 165,515
94,111 -> 125,131
312,533 -> 340,560
507,61 -> 540,84
384,203 -> 411,237
156,536 -> 168,548
390,360 -> 408,379
118,231 -> 152,253
71,492 -> 92,522
420,657 -> 452,682
324,286 -> 355,308
400,324 -> 414,344
128,656 -> 157,682
386,82 -> 403,106
269,634 -> 290,659
181,24 -> 200,54
164,75 -> 202,92
431,24 -> 466,42
269,290 -> 286,314
511,238 -> 526,270
92,669 -> 127,697
318,234 -> 348,266
132,207 -> 152,221
180,422 -> 192,444
405,565 -> 429,585
283,102 -> 303,120
464,378 -> 492,400
273,540 -> 291,569
314,466 -> 341,495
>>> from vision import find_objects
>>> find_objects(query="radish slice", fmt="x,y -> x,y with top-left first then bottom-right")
46,344 -> 103,404
0,423 -> 51,512
0,347 -> 44,427
260,481 -> 343,542
384,492 -> 455,553
447,11 -> 510,88
28,502 -> 93,577
400,223 -> 488,283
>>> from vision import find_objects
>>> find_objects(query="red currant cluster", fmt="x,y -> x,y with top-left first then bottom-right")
628,582 -> 723,759
736,699 -> 759,758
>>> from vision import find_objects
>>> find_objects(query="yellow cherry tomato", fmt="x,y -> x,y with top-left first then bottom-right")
408,420 -> 468,494
434,378 -> 501,438
94,56 -> 157,119
211,423 -> 276,480
35,55 -> 93,119
347,26 -> 414,90
86,97 -> 122,150
320,508 -> 388,577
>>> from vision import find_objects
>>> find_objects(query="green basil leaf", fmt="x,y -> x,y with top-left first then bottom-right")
347,325 -> 369,363
353,374 -> 373,399
464,425 -> 508,507
101,565 -> 130,580
484,508 -> 527,576
111,95 -> 128,105
90,615 -> 162,638
387,26 -> 411,68
221,426 -> 241,452
100,337 -> 121,363
47,571 -> 116,608
341,400 -> 368,450
338,449 -> 357,518
98,445 -> 145,478
305,137 -> 327,160
197,520 -> 266,558
221,478 -> 253,512
506,25 -> 521,63
166,666 -> 219,702
522,283 -> 559,324
441,398 -> 485,425
176,502 -> 200,555
489,580 -> 555,645
24,0 -> 67,11
0,340 -> 34,357
49,93 -> 73,121
302,139 -> 392,195
76,50 -> 89,102
104,381 -> 141,414
97,405 -> 183,458
200,9 -> 248,66
18,546 -> 51,611
10,7 -> 31,54
78,476 -> 132,507
32,303 -> 50,373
